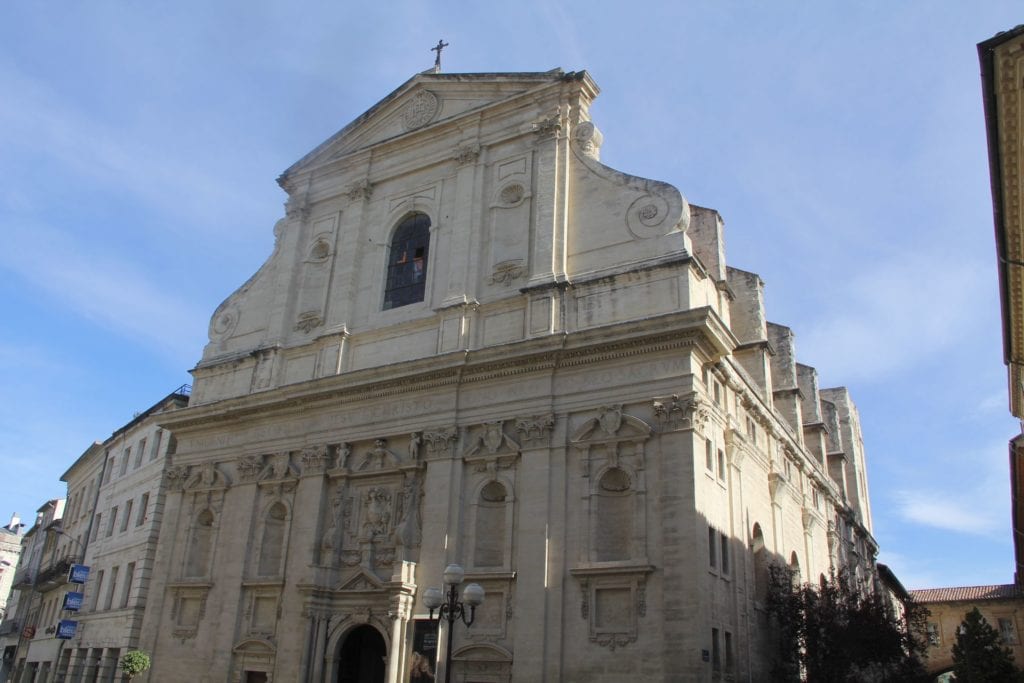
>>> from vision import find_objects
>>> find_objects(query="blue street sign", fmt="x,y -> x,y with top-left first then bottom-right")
67,564 -> 90,584
63,592 -> 84,612
56,620 -> 77,640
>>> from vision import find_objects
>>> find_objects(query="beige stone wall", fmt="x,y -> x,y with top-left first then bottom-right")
920,599 -> 1024,674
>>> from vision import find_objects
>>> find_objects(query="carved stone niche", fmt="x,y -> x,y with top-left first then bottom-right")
461,573 -> 515,643
230,639 -> 276,683
451,643 -> 513,683
167,582 -> 212,641
570,565 -> 654,651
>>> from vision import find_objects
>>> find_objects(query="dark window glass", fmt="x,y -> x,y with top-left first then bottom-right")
383,213 -> 431,310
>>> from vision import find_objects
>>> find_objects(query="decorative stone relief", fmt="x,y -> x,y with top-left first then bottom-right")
393,472 -> 424,553
259,452 -> 298,481
572,120 -> 604,159
184,462 -> 230,490
166,465 -> 190,490
237,455 -> 264,482
356,439 -> 399,471
570,568 -> 652,651
294,312 -> 324,333
169,584 -> 211,641
300,445 -> 331,475
209,302 -> 240,342
514,414 -> 554,447
284,193 -> 309,221
423,426 -> 457,458
498,183 -> 525,206
401,90 -> 439,130
344,179 -> 373,202
652,393 -> 710,434
453,143 -> 481,165
464,421 -> 520,458
531,115 -> 561,138
489,260 -> 525,286
360,487 -> 392,540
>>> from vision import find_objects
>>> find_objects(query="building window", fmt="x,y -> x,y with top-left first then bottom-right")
927,622 -> 940,646
91,570 -> 105,611
705,439 -> 714,471
595,468 -> 632,561
725,631 -> 734,673
92,514 -> 101,541
121,500 -> 133,532
119,450 -> 129,476
105,455 -> 115,482
104,566 -> 119,610
720,532 -> 730,575
717,449 -> 726,479
121,562 -> 135,608
150,430 -> 163,461
713,381 -> 722,406
134,439 -> 145,469
712,628 -> 721,672
752,523 -> 767,602
1000,617 -> 1018,645
136,493 -> 149,526
107,507 -> 118,537
258,503 -> 287,576
473,481 -> 508,568
708,526 -> 717,569
383,212 -> 430,310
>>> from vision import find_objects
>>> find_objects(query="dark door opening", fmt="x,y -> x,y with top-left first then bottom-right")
337,624 -> 387,683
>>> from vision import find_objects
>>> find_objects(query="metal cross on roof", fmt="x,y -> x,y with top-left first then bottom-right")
431,39 -> 449,73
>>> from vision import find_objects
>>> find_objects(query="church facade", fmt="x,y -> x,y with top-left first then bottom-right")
141,69 -> 876,682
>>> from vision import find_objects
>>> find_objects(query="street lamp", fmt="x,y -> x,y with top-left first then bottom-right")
422,564 -> 484,683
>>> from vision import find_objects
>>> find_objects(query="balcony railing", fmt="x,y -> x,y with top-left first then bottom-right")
35,554 -> 81,592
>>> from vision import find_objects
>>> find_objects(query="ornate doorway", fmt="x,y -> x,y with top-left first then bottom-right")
336,625 -> 387,683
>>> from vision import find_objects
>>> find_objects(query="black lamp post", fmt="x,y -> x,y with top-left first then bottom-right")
422,564 -> 484,683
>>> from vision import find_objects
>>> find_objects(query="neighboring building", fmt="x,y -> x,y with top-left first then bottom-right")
4,499 -> 66,682
138,69 -> 878,682
0,515 -> 26,680
0,515 -> 25,622
910,584 -> 1024,674
980,24 -> 1024,586
52,386 -> 189,681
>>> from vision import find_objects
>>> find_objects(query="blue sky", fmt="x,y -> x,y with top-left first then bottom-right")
1,2 -> 1020,590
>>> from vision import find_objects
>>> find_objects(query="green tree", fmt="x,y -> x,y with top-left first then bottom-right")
120,650 -> 151,681
766,566 -> 929,682
951,607 -> 1020,682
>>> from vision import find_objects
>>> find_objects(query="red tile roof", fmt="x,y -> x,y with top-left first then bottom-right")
909,584 -> 1024,603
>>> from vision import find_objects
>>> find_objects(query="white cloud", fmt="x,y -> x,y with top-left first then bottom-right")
0,222 -> 206,365
893,440 -> 1011,540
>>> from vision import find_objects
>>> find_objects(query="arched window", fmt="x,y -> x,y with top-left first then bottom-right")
752,523 -> 767,601
595,468 -> 632,562
258,503 -> 287,576
473,481 -> 508,568
789,551 -> 802,588
383,213 -> 431,310
186,509 -> 214,577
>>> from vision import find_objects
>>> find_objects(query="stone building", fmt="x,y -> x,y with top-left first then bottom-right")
4,499 -> 66,682
50,386 -> 189,681
140,69 -> 876,682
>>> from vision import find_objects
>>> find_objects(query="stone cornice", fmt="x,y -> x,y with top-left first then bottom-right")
162,308 -> 731,435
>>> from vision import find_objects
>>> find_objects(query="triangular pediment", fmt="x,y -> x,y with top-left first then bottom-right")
281,69 -> 576,181
335,568 -> 384,592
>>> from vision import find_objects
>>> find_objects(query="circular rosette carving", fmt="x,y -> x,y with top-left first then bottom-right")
626,194 -> 673,239
209,302 -> 240,341
401,91 -> 439,131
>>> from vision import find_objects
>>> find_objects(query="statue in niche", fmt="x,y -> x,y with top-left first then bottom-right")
408,433 -> 421,462
394,475 -> 423,554
338,443 -> 353,469
361,487 -> 392,539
